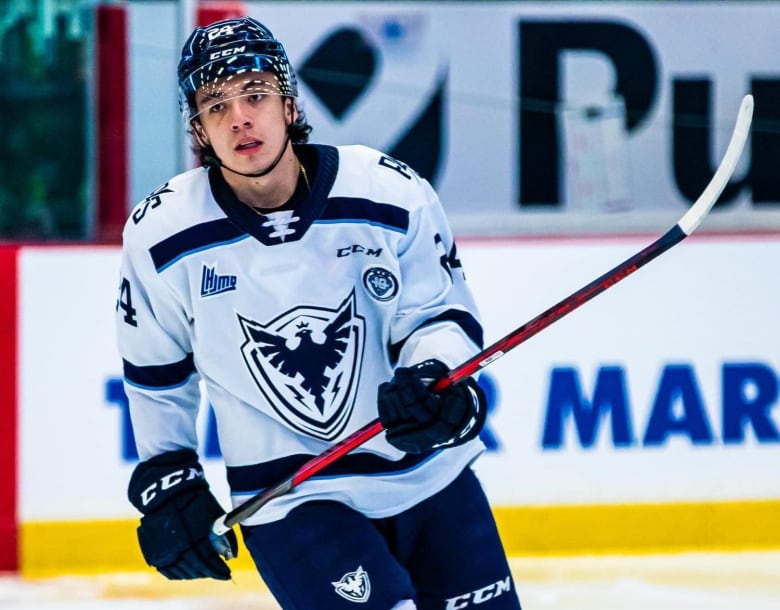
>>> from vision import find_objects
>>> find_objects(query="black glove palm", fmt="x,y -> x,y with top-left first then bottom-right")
128,449 -> 238,580
377,359 -> 487,454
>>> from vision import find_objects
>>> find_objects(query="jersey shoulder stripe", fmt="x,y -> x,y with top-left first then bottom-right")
317,197 -> 409,233
331,145 -> 432,208
150,219 -> 248,272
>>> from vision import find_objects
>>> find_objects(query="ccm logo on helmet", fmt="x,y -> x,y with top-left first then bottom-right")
140,467 -> 204,507
209,45 -> 246,61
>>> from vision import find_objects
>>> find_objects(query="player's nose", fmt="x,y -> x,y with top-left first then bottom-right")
229,102 -> 253,130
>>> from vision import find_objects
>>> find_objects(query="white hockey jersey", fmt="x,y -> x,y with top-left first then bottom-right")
116,144 -> 486,525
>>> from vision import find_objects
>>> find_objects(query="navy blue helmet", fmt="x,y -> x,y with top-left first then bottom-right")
177,17 -> 298,122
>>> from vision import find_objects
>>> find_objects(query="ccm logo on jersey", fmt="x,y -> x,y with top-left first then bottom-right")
139,467 -> 204,507
337,244 -> 382,257
445,576 -> 512,609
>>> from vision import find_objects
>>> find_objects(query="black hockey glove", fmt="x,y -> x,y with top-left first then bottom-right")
128,449 -> 237,581
377,359 -> 487,454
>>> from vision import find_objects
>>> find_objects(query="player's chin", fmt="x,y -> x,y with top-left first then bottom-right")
229,156 -> 264,174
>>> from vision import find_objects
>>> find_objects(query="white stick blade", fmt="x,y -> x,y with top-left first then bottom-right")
677,94 -> 753,235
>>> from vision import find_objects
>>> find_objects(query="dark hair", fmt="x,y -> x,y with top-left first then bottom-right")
288,106 -> 314,144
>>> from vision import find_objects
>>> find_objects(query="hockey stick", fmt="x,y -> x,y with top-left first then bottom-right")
211,94 -> 753,552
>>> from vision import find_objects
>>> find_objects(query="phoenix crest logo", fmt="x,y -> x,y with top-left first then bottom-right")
332,565 -> 371,603
238,291 -> 365,440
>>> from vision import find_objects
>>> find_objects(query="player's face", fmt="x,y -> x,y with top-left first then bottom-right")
193,71 -> 293,172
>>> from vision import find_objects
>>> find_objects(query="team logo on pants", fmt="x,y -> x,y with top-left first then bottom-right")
332,565 -> 371,603
238,291 -> 365,440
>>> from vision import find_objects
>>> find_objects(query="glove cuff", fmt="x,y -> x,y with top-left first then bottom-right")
408,358 -> 448,374
128,449 -> 209,515
433,377 -> 487,449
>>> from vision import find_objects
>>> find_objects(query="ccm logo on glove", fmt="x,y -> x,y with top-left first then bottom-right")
129,450 -> 209,514
128,449 -> 238,580
139,467 -> 204,507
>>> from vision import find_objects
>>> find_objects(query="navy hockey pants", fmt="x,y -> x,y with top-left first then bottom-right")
241,466 -> 522,610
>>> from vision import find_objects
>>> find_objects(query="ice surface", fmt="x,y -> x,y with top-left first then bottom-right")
1,552 -> 779,609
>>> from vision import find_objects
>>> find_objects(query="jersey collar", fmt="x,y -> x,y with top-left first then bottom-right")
208,144 -> 339,245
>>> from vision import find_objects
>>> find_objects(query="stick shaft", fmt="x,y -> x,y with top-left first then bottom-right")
213,94 -> 753,538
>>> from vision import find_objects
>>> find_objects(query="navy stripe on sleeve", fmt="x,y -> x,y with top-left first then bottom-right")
150,219 -> 247,272
123,353 -> 196,389
389,309 -> 484,364
318,198 -> 409,233
227,449 -> 439,494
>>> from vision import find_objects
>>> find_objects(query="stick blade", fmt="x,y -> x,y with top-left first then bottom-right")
677,94 -> 754,235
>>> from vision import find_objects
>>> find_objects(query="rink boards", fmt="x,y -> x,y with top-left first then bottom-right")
1,236 -> 779,574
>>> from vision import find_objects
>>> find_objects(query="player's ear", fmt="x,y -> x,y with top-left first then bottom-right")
191,119 -> 209,146
284,97 -> 297,125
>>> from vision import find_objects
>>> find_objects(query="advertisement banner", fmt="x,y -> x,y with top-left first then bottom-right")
5,237 -> 779,570
128,2 -> 780,234
15,239 -> 780,522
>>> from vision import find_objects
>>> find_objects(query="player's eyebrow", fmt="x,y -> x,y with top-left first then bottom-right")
197,89 -> 225,105
197,79 -> 273,106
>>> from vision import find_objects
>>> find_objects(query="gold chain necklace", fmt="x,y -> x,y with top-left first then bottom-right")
251,160 -> 309,215
298,160 -> 310,191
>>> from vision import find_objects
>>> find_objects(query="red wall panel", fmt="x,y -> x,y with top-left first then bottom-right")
95,3 -> 128,243
197,1 -> 247,26
0,246 -> 18,571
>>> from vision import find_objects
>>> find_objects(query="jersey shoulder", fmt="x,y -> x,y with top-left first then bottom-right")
332,145 -> 434,212
122,167 -> 217,248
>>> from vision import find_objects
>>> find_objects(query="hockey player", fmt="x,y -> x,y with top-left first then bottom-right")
117,16 -> 522,610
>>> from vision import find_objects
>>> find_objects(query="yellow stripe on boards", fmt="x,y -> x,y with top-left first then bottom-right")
20,519 -> 256,578
493,499 -> 780,555
20,500 -> 780,576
